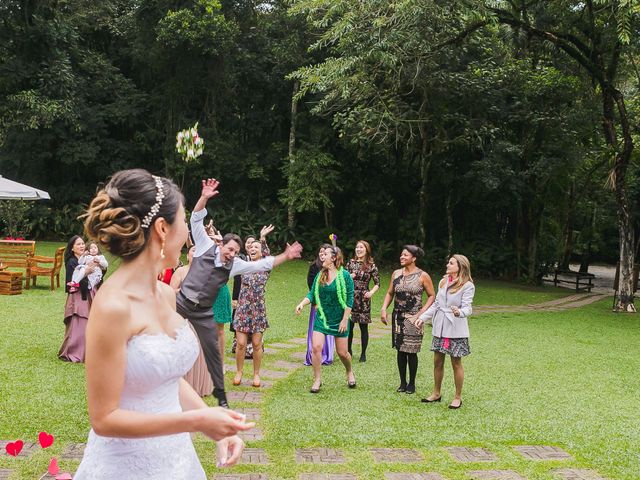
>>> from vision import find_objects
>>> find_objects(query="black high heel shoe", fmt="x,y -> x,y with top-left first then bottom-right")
396,384 -> 407,393
448,399 -> 463,409
421,395 -> 442,403
405,384 -> 415,394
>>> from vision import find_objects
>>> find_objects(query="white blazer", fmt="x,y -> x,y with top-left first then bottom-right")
419,279 -> 475,338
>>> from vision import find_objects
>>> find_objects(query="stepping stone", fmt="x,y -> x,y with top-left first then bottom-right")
61,442 -> 86,460
290,351 -> 307,361
299,475 -> 357,480
259,369 -> 289,379
234,408 -> 261,421
295,448 -> 345,464
269,343 -> 297,349
241,448 -> 269,464
467,471 -> 525,480
263,347 -> 280,354
384,474 -> 445,480
447,447 -> 497,463
370,448 -> 423,463
273,360 -> 301,370
553,469 -> 607,480
514,446 -> 572,461
39,473 -> 76,480
0,441 -> 38,458
238,378 -> 273,389
287,337 -> 307,345
0,470 -> 12,480
213,475 -> 268,480
239,427 -> 264,441
369,333 -> 386,339
227,391 -> 263,403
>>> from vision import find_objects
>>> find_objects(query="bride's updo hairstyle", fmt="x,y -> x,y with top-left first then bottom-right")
83,169 -> 183,261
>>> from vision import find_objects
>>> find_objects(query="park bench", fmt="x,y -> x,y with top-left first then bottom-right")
544,269 -> 594,293
0,239 -> 35,289
30,246 -> 65,291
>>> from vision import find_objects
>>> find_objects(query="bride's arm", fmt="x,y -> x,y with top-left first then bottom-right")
84,291 -> 251,441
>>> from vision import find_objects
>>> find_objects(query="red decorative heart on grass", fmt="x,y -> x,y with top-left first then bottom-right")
38,431 -> 54,449
48,457 -> 60,475
5,440 -> 23,456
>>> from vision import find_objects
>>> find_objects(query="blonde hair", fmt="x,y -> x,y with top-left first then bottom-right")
440,254 -> 473,292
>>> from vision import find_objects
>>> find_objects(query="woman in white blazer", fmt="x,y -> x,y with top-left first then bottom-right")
416,254 -> 475,409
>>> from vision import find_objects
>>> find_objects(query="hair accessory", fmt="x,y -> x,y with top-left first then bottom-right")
141,175 -> 165,229
328,233 -> 337,249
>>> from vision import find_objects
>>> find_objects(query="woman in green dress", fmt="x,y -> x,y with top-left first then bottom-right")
295,245 -> 356,393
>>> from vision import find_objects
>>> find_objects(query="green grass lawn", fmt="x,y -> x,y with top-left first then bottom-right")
1,242 -> 637,479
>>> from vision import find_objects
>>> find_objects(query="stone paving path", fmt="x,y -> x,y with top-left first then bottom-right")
474,293 -> 608,315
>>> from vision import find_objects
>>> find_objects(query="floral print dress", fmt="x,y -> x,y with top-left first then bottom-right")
346,259 -> 380,324
232,241 -> 271,334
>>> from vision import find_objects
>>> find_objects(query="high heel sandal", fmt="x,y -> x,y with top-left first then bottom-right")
310,382 -> 322,394
448,399 -> 462,409
232,373 -> 242,386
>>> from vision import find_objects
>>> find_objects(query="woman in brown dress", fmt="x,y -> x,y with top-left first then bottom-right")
346,240 -> 380,362
380,245 -> 435,394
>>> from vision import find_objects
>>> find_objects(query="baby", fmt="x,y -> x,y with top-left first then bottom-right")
68,242 -> 108,292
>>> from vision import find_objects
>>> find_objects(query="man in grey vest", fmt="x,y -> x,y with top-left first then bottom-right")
176,178 -> 303,407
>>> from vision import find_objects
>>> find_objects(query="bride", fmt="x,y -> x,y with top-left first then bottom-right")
74,169 -> 251,479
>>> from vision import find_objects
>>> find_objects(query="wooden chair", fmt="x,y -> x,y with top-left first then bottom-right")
30,246 -> 65,291
0,240 -> 35,289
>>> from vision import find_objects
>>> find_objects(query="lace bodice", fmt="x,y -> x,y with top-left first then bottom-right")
74,323 -> 206,480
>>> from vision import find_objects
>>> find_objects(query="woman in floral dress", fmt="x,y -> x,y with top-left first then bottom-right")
232,235 -> 272,388
346,240 -> 380,362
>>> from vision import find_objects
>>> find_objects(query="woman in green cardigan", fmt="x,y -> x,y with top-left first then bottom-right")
296,246 -> 356,393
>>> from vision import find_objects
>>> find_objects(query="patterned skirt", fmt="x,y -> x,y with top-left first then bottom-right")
391,310 -> 423,353
431,336 -> 470,357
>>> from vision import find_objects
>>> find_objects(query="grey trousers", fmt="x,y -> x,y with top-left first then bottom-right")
176,292 -> 225,392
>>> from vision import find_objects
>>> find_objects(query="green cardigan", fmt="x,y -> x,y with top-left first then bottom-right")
307,268 -> 355,338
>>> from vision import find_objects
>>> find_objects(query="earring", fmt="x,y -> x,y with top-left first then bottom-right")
160,239 -> 166,260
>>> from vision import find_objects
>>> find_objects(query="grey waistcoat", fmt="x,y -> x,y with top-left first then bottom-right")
180,243 -> 232,309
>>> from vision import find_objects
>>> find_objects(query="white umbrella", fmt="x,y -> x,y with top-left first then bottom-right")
0,175 -> 50,200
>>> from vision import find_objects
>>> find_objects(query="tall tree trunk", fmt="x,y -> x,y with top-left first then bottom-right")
287,81 -> 299,230
446,190 -> 454,255
417,114 -> 431,247
603,88 -> 636,312
560,180 -> 576,270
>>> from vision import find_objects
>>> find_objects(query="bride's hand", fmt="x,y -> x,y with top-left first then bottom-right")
216,435 -> 245,467
196,407 -> 254,441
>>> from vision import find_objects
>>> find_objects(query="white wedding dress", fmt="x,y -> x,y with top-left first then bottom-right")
74,323 -> 206,479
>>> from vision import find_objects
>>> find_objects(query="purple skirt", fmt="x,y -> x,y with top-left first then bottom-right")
304,306 -> 335,365
59,290 -> 94,363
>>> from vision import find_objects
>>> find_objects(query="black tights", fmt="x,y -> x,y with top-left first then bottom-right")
348,322 -> 369,356
397,351 -> 418,387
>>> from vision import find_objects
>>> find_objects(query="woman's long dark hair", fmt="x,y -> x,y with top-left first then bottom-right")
64,235 -> 83,264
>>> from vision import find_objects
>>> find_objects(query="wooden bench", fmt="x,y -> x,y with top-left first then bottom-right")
0,240 -> 35,289
30,246 -> 65,291
543,269 -> 594,293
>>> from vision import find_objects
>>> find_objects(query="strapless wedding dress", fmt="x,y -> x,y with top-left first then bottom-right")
74,323 -> 206,479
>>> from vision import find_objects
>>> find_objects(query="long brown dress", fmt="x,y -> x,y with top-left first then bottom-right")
391,270 -> 424,353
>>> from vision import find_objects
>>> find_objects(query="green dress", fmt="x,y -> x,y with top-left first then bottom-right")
307,268 -> 354,338
213,283 -> 233,324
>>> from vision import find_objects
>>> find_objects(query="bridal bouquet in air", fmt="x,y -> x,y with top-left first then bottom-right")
176,123 -> 204,162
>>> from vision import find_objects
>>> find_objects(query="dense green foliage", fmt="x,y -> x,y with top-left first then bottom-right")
0,1 -> 638,282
